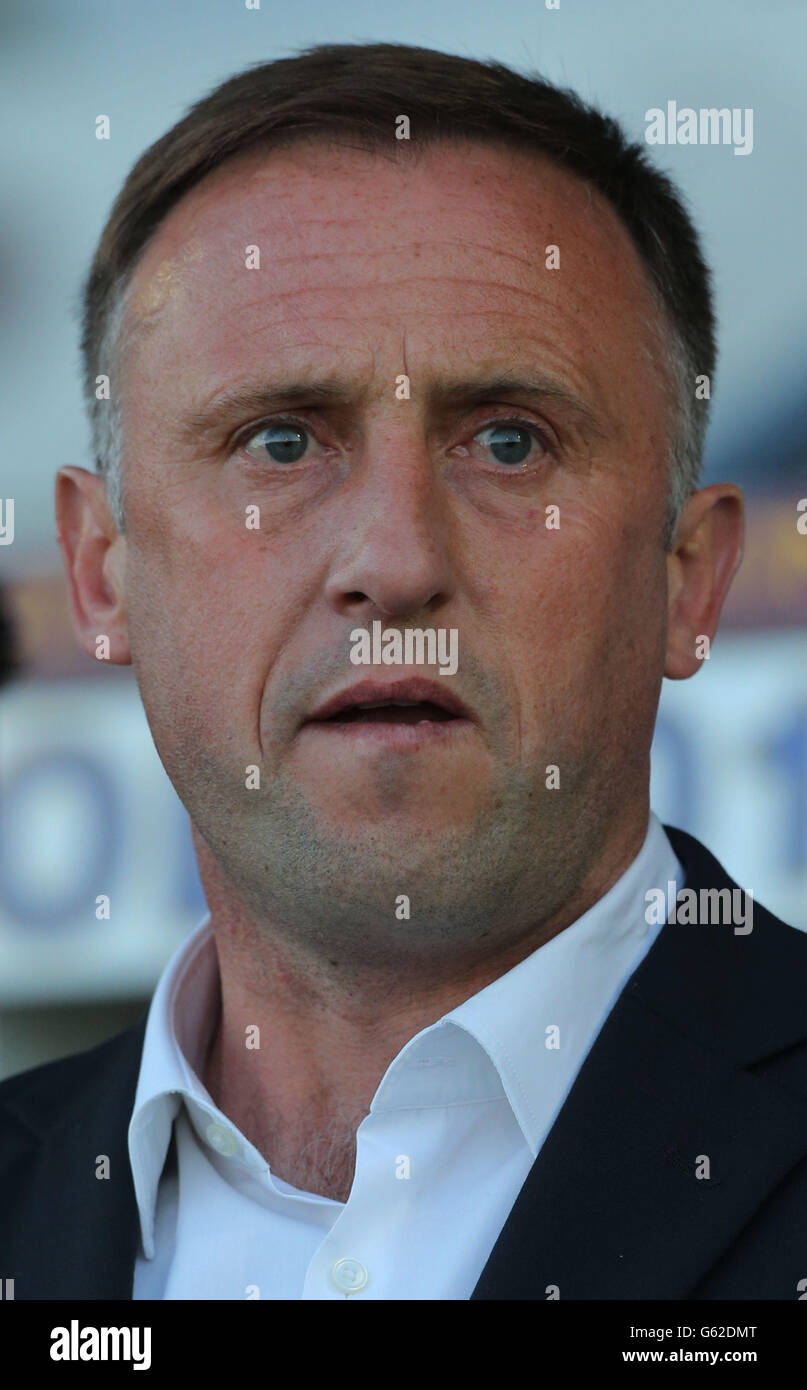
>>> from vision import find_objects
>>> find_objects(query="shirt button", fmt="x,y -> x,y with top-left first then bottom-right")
205,1122 -> 240,1156
331,1258 -> 368,1293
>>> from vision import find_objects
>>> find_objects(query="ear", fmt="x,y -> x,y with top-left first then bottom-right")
664,483 -> 744,679
54,466 -> 131,665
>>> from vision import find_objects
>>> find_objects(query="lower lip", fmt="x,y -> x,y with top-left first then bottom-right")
301,717 -> 475,747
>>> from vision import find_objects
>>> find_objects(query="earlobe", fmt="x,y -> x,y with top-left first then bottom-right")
664,484 -> 744,681
54,466 -> 132,666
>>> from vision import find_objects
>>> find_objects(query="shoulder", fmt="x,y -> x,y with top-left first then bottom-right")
0,1014 -> 147,1143
648,825 -> 807,1090
664,822 -> 807,949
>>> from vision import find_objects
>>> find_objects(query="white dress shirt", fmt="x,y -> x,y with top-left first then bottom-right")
129,811 -> 682,1300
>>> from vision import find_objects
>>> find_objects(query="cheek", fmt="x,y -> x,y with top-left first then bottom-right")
496,519 -> 666,740
124,524 -> 273,759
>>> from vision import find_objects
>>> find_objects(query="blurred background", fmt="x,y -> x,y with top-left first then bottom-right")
1,0 -> 805,1080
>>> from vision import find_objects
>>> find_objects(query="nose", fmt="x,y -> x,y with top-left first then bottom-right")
323,424 -> 455,622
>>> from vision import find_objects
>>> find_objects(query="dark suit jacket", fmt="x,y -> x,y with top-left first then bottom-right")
2,825 -> 807,1300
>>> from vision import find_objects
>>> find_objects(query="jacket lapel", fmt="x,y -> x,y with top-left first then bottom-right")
471,826 -> 807,1298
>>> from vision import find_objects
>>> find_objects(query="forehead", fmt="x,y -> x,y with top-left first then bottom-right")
123,138 -> 664,409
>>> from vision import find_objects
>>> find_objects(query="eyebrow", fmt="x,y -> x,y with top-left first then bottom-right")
181,368 -> 606,441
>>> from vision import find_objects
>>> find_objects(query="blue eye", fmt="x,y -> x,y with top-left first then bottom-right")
478,422 -> 536,466
247,422 -> 309,464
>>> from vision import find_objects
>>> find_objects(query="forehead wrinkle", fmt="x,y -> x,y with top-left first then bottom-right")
139,228 -> 593,319
208,303 -> 593,359
180,239 -> 557,279
125,176 -> 649,357
128,285 -> 589,370
183,275 -> 583,327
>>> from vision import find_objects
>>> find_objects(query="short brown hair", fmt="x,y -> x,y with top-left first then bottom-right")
80,41 -> 716,545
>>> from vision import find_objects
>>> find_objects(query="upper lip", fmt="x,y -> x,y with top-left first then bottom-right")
304,677 -> 476,724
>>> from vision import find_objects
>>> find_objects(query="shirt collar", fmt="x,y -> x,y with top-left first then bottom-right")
129,811 -> 681,1256
129,920 -> 220,1256
435,810 -> 682,1154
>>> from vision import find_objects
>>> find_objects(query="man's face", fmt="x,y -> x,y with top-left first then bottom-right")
117,139 -> 672,965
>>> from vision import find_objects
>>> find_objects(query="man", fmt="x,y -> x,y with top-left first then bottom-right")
2,42 -> 806,1301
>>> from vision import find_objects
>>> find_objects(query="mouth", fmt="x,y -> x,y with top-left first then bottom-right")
302,678 -> 476,741
316,699 -> 457,725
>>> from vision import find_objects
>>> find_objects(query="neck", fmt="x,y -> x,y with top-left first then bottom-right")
197,811 -> 648,1199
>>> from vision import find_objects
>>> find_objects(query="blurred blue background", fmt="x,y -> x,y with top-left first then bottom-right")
1,0 -> 805,1078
